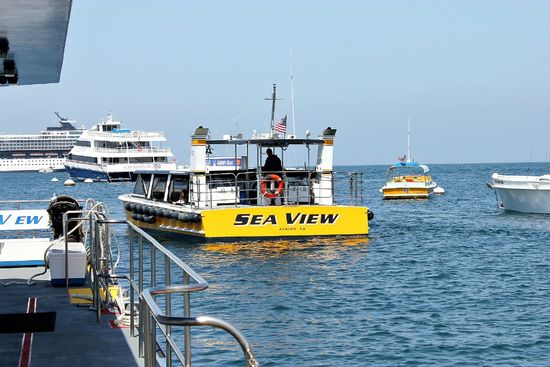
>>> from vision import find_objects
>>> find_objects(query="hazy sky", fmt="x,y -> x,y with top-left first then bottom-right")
2,0 -> 550,165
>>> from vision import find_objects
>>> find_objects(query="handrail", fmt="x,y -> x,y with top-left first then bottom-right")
142,289 -> 258,367
124,221 -> 207,289
88,218 -> 257,367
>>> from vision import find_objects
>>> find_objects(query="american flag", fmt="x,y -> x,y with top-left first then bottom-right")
274,115 -> 287,134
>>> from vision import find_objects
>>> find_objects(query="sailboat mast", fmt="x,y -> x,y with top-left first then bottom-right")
407,118 -> 411,162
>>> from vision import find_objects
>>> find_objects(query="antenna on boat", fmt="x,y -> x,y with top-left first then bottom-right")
290,49 -> 296,136
407,118 -> 411,162
264,84 -> 282,135
54,112 -> 67,122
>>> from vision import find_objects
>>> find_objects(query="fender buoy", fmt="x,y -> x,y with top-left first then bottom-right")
261,174 -> 284,199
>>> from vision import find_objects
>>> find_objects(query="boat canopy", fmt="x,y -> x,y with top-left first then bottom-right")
388,161 -> 430,173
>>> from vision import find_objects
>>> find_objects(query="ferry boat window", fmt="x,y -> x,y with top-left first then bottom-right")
76,140 -> 91,147
151,175 -> 168,201
168,175 -> 189,203
133,174 -> 152,197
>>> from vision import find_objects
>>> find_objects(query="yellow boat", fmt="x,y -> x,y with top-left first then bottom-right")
380,161 -> 438,199
119,90 -> 373,241
379,121 -> 440,199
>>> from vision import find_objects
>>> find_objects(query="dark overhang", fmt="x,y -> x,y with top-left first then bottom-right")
0,0 -> 72,86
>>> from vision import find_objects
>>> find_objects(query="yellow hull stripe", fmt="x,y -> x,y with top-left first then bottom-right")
382,187 -> 432,198
126,205 -> 369,240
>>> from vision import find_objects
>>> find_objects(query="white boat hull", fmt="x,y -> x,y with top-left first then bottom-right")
492,173 -> 550,213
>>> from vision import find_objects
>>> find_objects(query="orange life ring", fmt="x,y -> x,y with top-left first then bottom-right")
261,174 -> 284,199
136,144 -> 142,152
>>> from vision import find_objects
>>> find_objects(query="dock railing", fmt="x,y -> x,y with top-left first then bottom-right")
86,218 -> 257,367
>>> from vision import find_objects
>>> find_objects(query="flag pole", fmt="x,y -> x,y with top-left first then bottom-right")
290,49 -> 296,136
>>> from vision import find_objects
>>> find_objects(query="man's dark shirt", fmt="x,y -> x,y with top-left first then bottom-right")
263,154 -> 282,172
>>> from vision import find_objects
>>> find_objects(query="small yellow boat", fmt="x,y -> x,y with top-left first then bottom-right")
379,121 -> 440,199
380,161 -> 438,199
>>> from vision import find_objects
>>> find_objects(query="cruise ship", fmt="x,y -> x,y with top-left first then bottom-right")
0,113 -> 84,172
64,113 -> 177,182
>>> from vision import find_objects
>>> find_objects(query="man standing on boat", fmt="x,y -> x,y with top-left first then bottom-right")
263,148 -> 284,205
263,148 -> 282,172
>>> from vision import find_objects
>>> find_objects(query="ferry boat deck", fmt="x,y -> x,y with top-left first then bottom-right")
0,267 -> 143,366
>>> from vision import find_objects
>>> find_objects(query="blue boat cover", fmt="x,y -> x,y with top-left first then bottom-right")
389,162 -> 430,173
392,161 -> 420,167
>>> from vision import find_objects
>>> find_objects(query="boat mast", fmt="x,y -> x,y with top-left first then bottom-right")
264,84 -> 278,132
407,118 -> 411,162
290,49 -> 296,136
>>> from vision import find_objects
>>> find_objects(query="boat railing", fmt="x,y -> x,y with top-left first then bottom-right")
85,130 -> 166,139
82,216 -> 257,367
92,147 -> 172,154
333,171 -> 364,206
189,170 -> 364,208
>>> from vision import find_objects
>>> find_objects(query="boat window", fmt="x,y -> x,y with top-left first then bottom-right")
151,175 -> 168,201
68,154 -> 98,164
168,175 -> 189,203
75,140 -> 91,147
133,174 -> 152,197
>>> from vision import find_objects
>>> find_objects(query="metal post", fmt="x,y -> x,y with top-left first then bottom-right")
143,302 -> 153,367
63,213 -> 69,289
149,312 -> 157,367
94,221 -> 101,322
151,244 -> 156,359
138,234 -> 144,357
165,256 -> 172,367
129,229 -> 135,336
151,243 -> 156,288
183,272 -> 191,366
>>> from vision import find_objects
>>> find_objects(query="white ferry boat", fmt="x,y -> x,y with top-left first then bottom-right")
64,113 -> 176,182
0,113 -> 83,172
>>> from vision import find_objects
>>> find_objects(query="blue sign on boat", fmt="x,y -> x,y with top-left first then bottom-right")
206,157 -> 246,171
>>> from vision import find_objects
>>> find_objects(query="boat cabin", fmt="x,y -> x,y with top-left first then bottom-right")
131,125 -> 363,210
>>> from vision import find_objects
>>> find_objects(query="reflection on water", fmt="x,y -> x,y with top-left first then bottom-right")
203,236 -> 369,256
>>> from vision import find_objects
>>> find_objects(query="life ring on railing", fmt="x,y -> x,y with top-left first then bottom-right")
136,144 -> 142,152
261,174 -> 284,199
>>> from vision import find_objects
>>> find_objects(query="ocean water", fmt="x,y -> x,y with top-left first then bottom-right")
1,162 -> 550,366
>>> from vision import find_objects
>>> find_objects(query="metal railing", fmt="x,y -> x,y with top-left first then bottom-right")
85,130 -> 166,139
84,217 -> 257,367
186,170 -> 365,208
92,147 -> 172,154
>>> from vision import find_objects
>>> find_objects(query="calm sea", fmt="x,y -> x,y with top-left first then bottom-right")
1,162 -> 550,366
